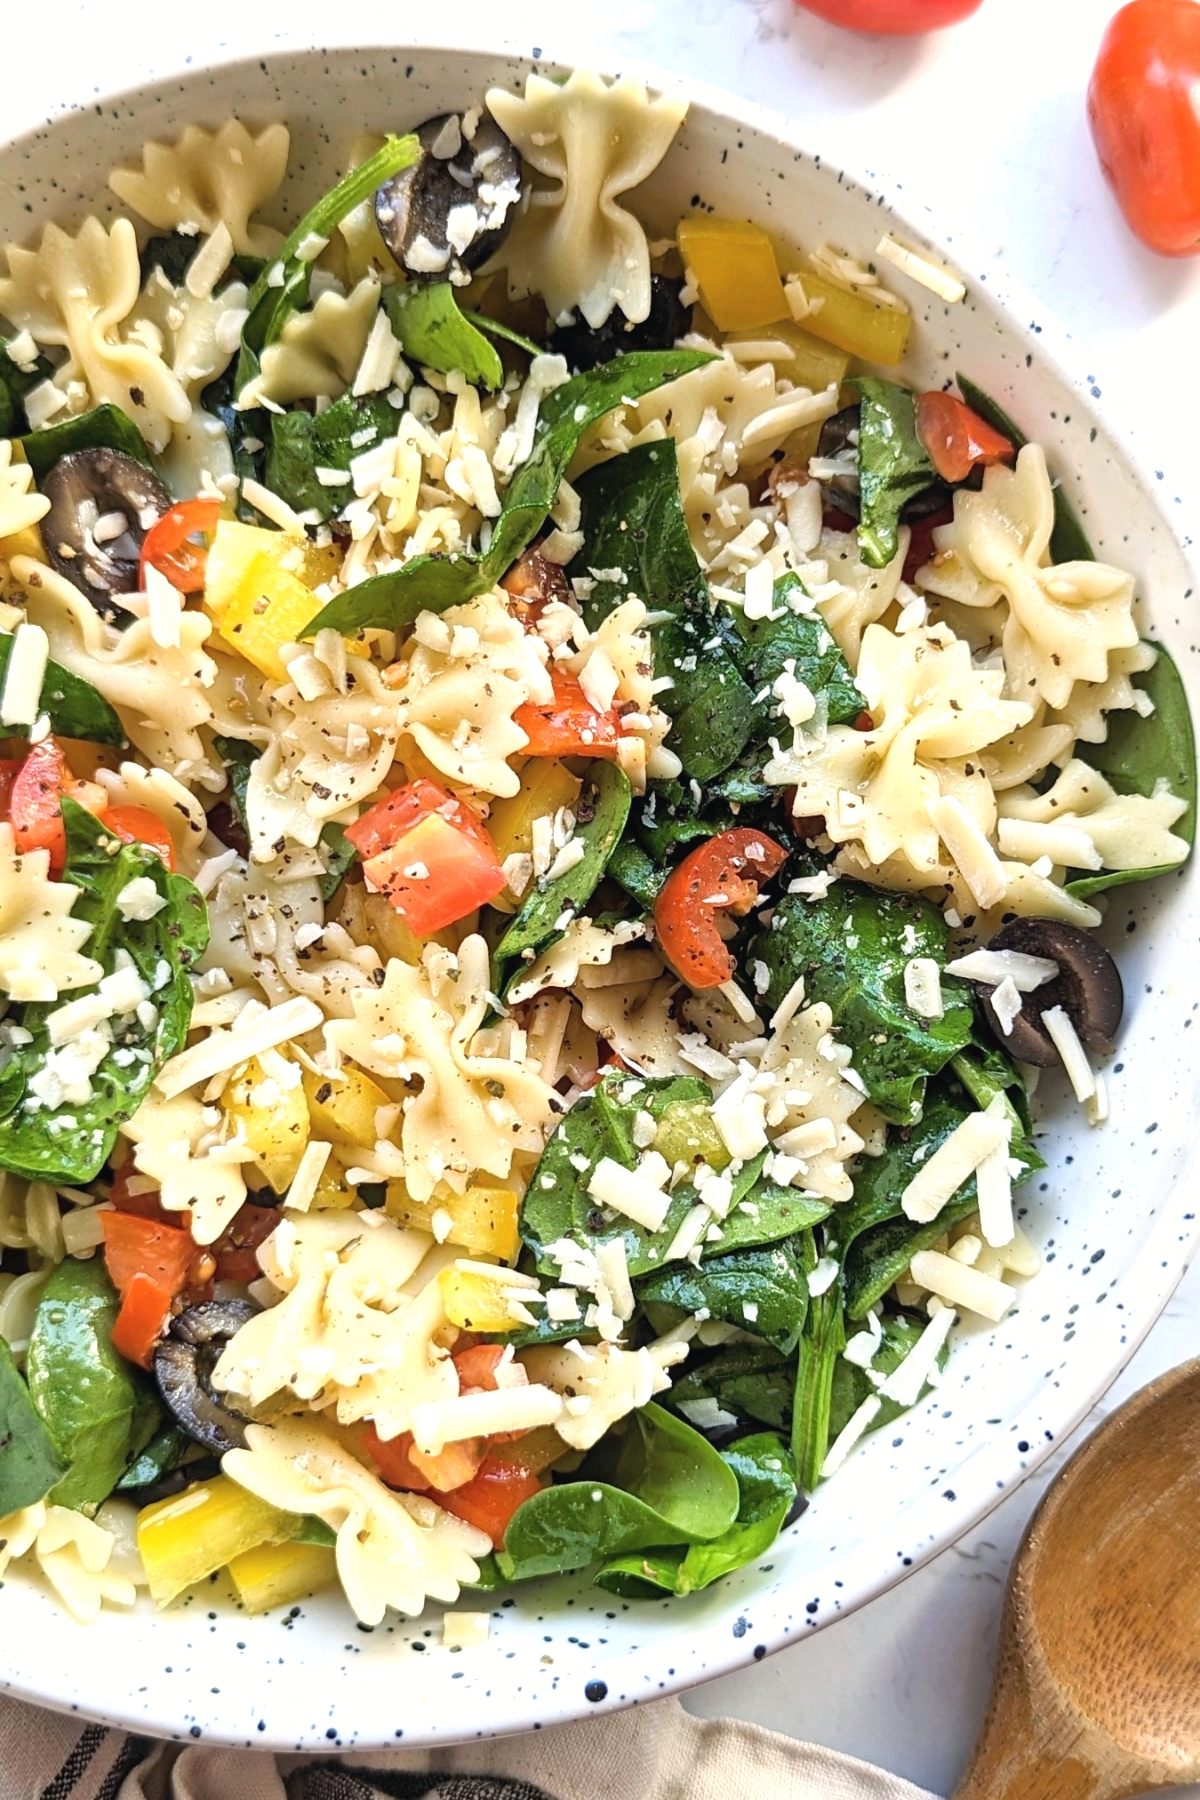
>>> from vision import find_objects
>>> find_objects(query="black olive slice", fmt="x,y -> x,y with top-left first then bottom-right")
815,405 -> 862,516
549,275 -> 692,373
40,448 -> 170,617
975,918 -> 1124,1068
154,1298 -> 259,1455
375,110 -> 522,282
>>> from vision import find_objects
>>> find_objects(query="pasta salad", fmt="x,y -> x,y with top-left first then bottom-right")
0,70 -> 1193,1634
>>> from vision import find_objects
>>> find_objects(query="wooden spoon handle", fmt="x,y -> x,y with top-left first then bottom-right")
953,1651 -> 1121,1800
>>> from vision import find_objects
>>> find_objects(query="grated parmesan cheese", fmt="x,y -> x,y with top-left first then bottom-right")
903,957 -> 943,1020
411,1383 -> 565,1454
901,1096 -> 1010,1224
0,622 -> 48,728
586,1153 -> 673,1233
874,233 -> 966,304
442,1611 -> 490,1650
283,1139 -> 332,1213
975,1138 -> 1015,1248
878,1303 -> 957,1407
821,1394 -> 882,1477
155,996 -> 324,1098
908,1250 -> 1015,1322
989,977 -> 1024,1037
1041,1005 -> 1096,1103
926,795 -> 1007,911
944,949 -> 1059,992
996,817 -> 1102,872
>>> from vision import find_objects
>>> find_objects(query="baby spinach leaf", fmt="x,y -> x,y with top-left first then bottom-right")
704,1178 -> 832,1256
115,1421 -> 192,1493
384,282 -> 503,390
850,377 -> 937,571
0,338 -> 55,438
731,574 -> 864,730
291,1515 -> 338,1549
748,882 -> 973,1125
607,839 -> 663,910
670,1341 -> 796,1431
316,823 -> 359,905
955,373 -> 1094,564
496,761 -> 631,968
265,390 -> 400,521
829,1309 -> 949,1442
234,135 -> 421,397
459,309 -> 544,359
0,632 -> 125,746
638,1235 -> 809,1354
497,1402 -> 740,1581
26,1257 -> 148,1511
594,1432 -> 798,1599
22,405 -> 155,483
0,1335 -> 67,1514
303,349 -> 717,640
0,800 -> 208,1184
791,1243 -> 845,1495
1066,641 -> 1196,899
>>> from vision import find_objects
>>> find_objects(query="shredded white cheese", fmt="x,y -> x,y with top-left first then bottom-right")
442,1611 -> 490,1650
908,1250 -> 1015,1322
586,1153 -> 673,1233
411,1383 -> 565,1454
927,796 -> 1008,911
1041,1005 -> 1096,1102
903,957 -> 944,1020
901,1095 -> 1010,1224
284,1139 -> 332,1213
874,233 -> 966,304
878,1303 -> 957,1407
155,997 -> 324,1098
821,1394 -> 882,1477
0,622 -> 48,728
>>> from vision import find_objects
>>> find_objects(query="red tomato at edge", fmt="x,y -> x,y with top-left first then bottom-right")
1088,0 -> 1200,255
792,0 -> 982,32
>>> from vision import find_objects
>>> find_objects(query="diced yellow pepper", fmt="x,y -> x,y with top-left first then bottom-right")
227,1539 -> 338,1614
795,266 -> 911,367
138,1475 -> 296,1606
204,521 -> 339,618
217,549 -> 321,683
439,1264 -> 527,1333
223,1054 -> 311,1193
487,760 -> 582,863
387,1181 -> 521,1261
309,1152 -> 360,1210
653,1100 -> 732,1173
724,319 -> 850,397
677,217 -> 789,333
303,1065 -> 392,1151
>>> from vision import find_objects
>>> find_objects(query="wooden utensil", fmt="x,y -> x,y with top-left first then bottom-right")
954,1355 -> 1200,1800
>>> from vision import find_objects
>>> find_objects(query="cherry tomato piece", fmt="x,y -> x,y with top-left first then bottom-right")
361,1424 -> 431,1491
138,496 -> 221,594
452,1343 -> 509,1392
513,669 -> 623,760
914,392 -> 1013,485
0,758 -> 21,820
10,738 -> 70,870
101,1209 -> 194,1297
102,804 -> 177,870
111,1270 -> 175,1370
437,1456 -> 544,1548
793,0 -> 982,32
347,778 -> 506,935
213,1201 -> 281,1283
1089,0 -> 1200,256
654,827 -> 788,990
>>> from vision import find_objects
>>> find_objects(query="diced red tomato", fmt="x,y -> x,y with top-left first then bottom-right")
111,1271 -> 175,1370
654,827 -> 788,990
101,1209 -> 194,1298
361,1425 -> 431,1492
213,1201 -> 280,1283
914,392 -> 1013,486
438,1457 -> 544,1549
138,496 -> 221,594
10,738 -> 71,871
348,779 -> 506,935
102,805 -> 177,871
902,505 -> 954,586
513,669 -> 623,760
0,758 -> 21,820
792,0 -> 981,30
1089,0 -> 1200,256
452,1343 -> 508,1392
822,505 -> 859,535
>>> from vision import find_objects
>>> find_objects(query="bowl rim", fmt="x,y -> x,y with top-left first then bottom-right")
3,30 -> 1200,1750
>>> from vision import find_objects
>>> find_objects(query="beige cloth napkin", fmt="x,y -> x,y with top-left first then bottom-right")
0,1689 -> 940,1800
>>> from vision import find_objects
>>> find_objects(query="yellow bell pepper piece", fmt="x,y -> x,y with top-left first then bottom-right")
724,320 -> 850,397
303,1065 -> 392,1151
138,1475 -> 296,1606
795,266 -> 911,367
677,217 -> 789,333
204,521 -> 338,617
223,1054 -> 311,1194
227,1539 -> 338,1614
488,761 -> 582,863
386,1181 -> 521,1261
439,1264 -> 528,1333
309,1152 -> 360,1210
217,549 -> 320,683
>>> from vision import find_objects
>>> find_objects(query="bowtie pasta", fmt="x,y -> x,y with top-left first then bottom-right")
0,69 -> 1191,1640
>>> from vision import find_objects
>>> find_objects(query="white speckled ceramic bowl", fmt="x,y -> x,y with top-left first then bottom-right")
2,39 -> 1198,1754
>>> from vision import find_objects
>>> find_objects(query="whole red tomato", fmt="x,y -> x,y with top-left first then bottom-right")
1088,0 -> 1200,255
793,0 -> 982,31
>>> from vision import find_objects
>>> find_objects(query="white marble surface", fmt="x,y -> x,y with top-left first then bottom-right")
5,0 -> 1199,1790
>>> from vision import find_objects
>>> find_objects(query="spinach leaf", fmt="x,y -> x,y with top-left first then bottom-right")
115,1421 -> 192,1493
731,574 -> 864,729
316,823 -> 359,905
749,881 -> 973,1124
463,1551 -> 509,1592
234,135 -> 421,397
638,1235 -> 809,1353
704,1177 -> 832,1256
851,377 -> 938,571
265,390 -> 400,521
0,339 -> 55,438
291,1515 -> 338,1549
459,310 -> 543,359
303,349 -> 717,639
594,1432 -> 797,1598
955,373 -> 1095,564
1066,642 -> 1196,899
607,839 -> 664,910
140,234 -> 265,293
212,734 -> 358,901
791,1242 -> 845,1494
829,1309 -> 948,1442
496,1402 -> 740,1581
575,439 -> 758,781
384,283 -> 503,390
0,800 -> 208,1184
0,1336 -> 67,1514
669,1341 -> 795,1431
22,405 -> 155,483
496,762 -> 630,968
26,1257 -> 149,1511
0,632 -> 125,746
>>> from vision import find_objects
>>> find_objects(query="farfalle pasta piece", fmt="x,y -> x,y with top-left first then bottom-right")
109,120 -> 290,256
0,218 -> 190,453
520,1338 -> 683,1451
0,442 -> 49,540
33,1505 -> 135,1624
0,1172 -> 64,1263
326,936 -> 556,1200
487,70 -> 686,329
121,1088 -> 250,1245
998,757 -> 1188,875
1047,640 -> 1158,746
817,526 -> 910,669
239,276 -> 381,407
918,446 -> 1140,712
222,1417 -> 490,1625
579,973 -> 692,1080
0,823 -> 101,1004
127,269 -> 250,496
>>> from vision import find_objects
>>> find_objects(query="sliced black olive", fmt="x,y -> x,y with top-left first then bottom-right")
40,448 -> 170,617
976,918 -> 1124,1068
549,275 -> 692,373
375,110 -> 521,282
153,1298 -> 259,1455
